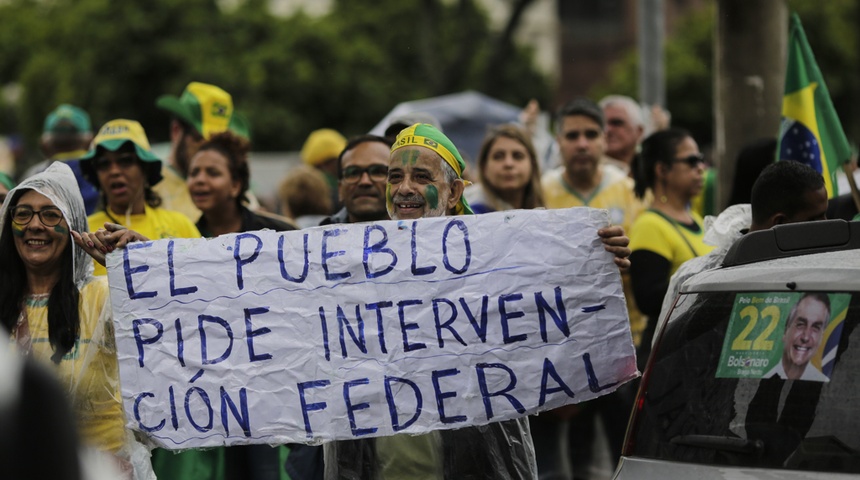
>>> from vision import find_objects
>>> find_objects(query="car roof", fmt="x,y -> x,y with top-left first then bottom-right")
681,249 -> 860,293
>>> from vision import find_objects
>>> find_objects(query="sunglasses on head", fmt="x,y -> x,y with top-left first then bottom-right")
564,129 -> 600,141
342,165 -> 389,183
674,153 -> 705,168
93,154 -> 138,172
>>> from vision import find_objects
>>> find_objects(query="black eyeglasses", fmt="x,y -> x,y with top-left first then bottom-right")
93,154 -> 138,172
674,153 -> 705,168
564,129 -> 600,141
342,165 -> 389,183
606,118 -> 627,127
10,206 -> 64,227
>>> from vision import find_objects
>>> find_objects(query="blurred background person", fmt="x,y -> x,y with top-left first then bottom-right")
21,104 -> 99,215
155,81 -> 253,222
464,123 -> 544,213
0,171 -> 14,204
0,162 -> 151,477
382,112 -> 443,145
300,128 -> 346,214
598,95 -> 645,175
278,164 -> 333,228
728,137 -> 777,207
185,129 -> 293,480
629,128 -> 714,361
465,123 -> 573,476
80,119 -> 200,275
189,130 -> 295,236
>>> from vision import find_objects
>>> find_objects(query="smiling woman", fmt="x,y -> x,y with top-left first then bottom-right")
79,119 -> 201,275
0,162 -> 152,477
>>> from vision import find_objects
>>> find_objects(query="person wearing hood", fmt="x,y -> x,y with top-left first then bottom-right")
0,162 -> 151,477
79,119 -> 200,276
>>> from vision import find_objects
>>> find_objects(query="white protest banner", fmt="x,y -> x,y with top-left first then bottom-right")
107,207 -> 637,450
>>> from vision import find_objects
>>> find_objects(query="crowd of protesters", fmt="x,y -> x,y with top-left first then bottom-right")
0,82 -> 841,480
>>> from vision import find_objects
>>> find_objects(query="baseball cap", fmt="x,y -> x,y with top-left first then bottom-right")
301,129 -> 347,166
43,104 -> 91,135
79,119 -> 163,186
156,82 -> 249,140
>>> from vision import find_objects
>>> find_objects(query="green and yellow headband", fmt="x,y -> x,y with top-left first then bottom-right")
392,123 -> 465,177
391,123 -> 473,215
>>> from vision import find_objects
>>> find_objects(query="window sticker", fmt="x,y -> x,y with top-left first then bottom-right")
716,292 -> 850,382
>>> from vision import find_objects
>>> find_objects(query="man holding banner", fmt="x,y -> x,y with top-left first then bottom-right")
321,123 -> 633,479
95,122 -> 636,480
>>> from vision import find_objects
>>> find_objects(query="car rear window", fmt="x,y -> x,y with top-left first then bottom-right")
627,290 -> 860,473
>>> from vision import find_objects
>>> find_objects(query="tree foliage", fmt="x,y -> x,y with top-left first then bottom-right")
591,0 -> 859,148
0,0 -> 550,163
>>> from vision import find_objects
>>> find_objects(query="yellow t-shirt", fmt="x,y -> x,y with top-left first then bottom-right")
541,165 -> 644,233
540,164 -> 648,345
629,209 -> 715,276
88,204 -> 201,275
15,278 -> 124,452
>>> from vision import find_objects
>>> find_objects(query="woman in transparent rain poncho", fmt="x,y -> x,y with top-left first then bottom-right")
0,162 -> 152,479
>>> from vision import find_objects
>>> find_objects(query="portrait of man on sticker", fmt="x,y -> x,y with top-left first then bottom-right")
765,292 -> 831,382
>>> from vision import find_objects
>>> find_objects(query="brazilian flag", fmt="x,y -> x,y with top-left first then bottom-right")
779,13 -> 851,198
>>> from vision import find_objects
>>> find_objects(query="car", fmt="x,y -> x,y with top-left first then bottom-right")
615,219 -> 860,479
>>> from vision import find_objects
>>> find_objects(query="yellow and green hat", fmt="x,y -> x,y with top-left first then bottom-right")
80,119 -> 163,186
391,123 -> 473,215
156,82 -> 249,140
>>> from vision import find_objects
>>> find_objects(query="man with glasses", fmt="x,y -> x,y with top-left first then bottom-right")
320,135 -> 391,226
283,135 -> 393,479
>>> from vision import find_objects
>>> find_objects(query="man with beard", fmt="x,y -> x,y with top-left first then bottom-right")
155,82 -> 250,222
323,123 -> 631,479
540,99 -> 643,479
321,134 -> 391,225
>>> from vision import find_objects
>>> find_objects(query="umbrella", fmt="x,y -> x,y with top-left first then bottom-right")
370,90 -> 523,167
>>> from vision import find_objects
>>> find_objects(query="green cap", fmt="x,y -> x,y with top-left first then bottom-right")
43,104 -> 91,135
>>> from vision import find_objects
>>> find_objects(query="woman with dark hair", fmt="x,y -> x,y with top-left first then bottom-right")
0,162 -> 150,477
80,119 -> 200,275
188,130 -> 295,237
176,129 -> 293,480
629,128 -> 714,355
464,123 -> 545,213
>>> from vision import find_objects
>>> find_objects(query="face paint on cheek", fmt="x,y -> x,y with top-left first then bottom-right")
53,225 -> 69,236
425,184 -> 439,209
11,222 -> 25,237
385,183 -> 394,211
